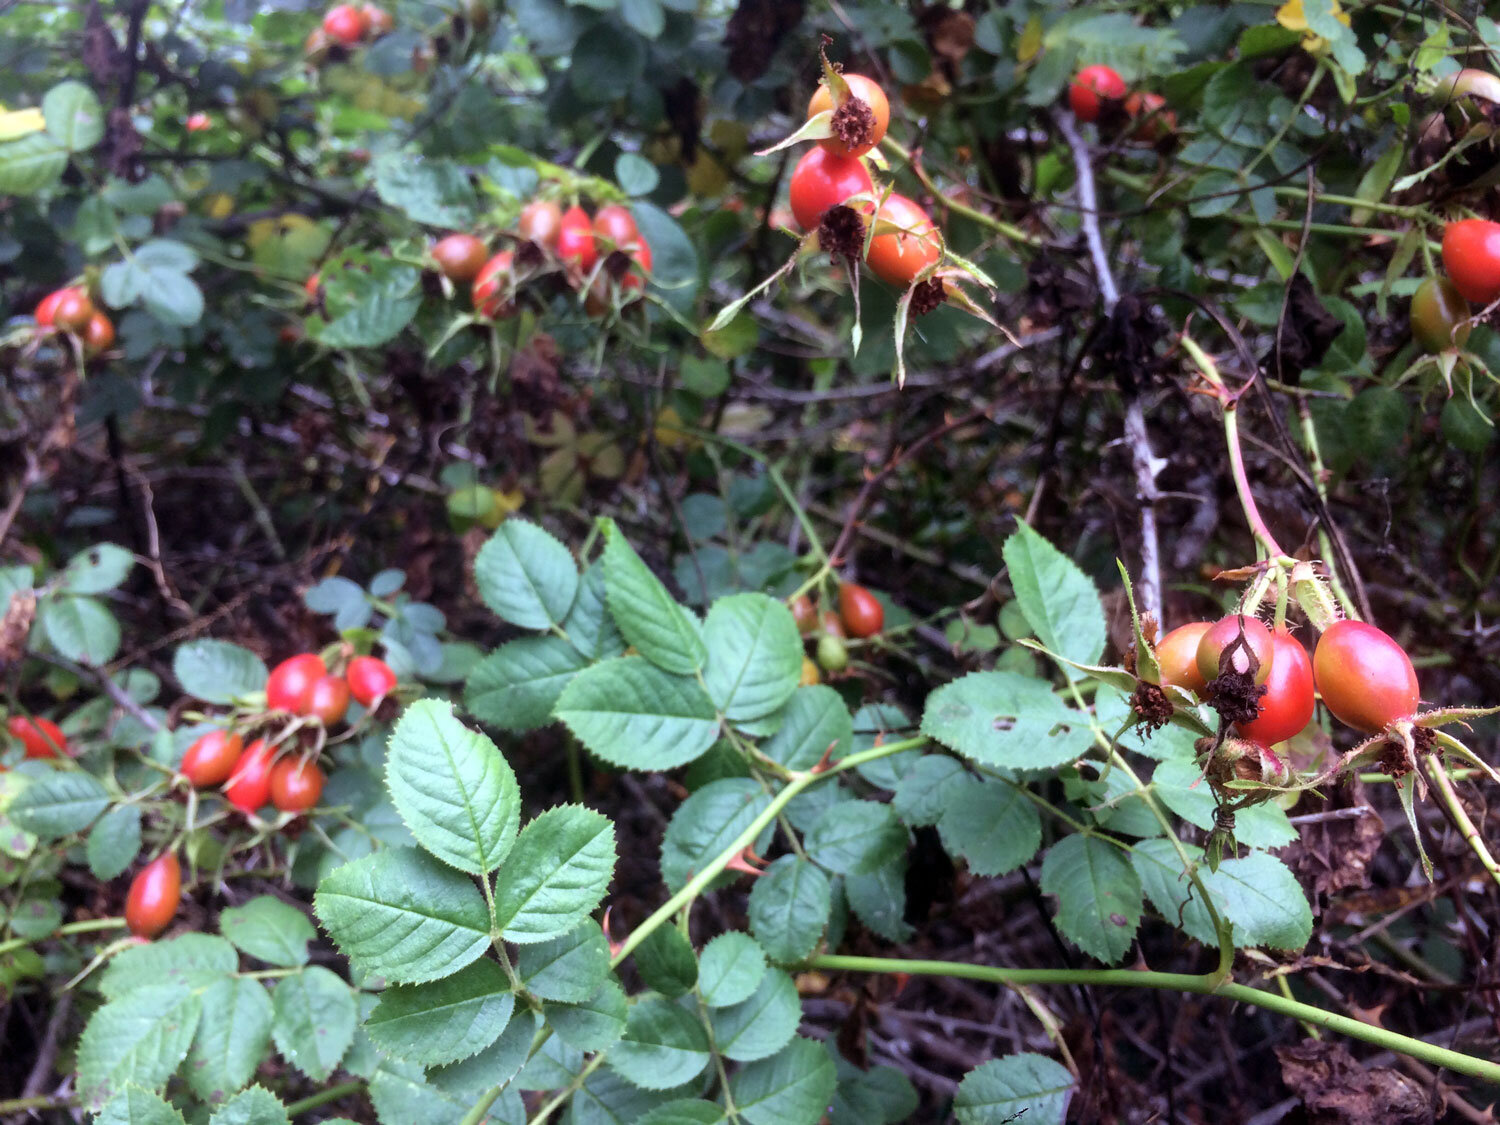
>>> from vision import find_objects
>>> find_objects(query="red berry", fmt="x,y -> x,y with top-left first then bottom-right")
556,206 -> 597,278
266,653 -> 327,715
5,716 -> 68,759
322,4 -> 370,46
346,656 -> 397,707
1236,629 -> 1315,745
269,757 -> 326,813
838,584 -> 884,639
180,729 -> 245,787
225,739 -> 276,813
517,200 -> 562,249
472,251 -> 516,318
788,146 -> 874,233
125,853 -> 182,939
305,675 -> 351,726
1196,614 -> 1276,686
1155,622 -> 1212,695
1442,219 -> 1500,306
1313,620 -> 1420,733
807,74 -> 891,160
1069,64 -> 1126,122
432,233 -> 489,282
52,289 -> 96,333
866,194 -> 941,287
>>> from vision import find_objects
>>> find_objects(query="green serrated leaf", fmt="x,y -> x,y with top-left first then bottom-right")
95,1085 -> 189,1125
473,519 -> 578,630
88,804 -> 142,880
921,671 -> 1094,771
804,800 -> 906,876
463,636 -> 587,733
173,640 -> 268,705
42,80 -> 103,151
936,777 -> 1042,877
1040,835 -> 1142,964
1003,522 -> 1106,673
760,685 -> 853,770
709,968 -> 800,1062
748,856 -> 831,965
660,778 -> 772,893
702,593 -> 803,722
271,967 -> 355,1081
39,594 -> 120,664
8,770 -> 109,837
698,931 -> 767,1008
607,997 -> 711,1090
601,518 -> 706,674
492,805 -> 615,944
729,1038 -> 838,1125
632,924 -> 697,999
555,656 -> 720,772
954,1053 -> 1075,1124
207,1085 -> 289,1125
314,846 -> 491,984
78,985 -> 203,1109
385,700 -> 521,875
518,922 -> 611,1003
366,958 -> 515,1066
220,896 -> 316,967
187,977 -> 274,1103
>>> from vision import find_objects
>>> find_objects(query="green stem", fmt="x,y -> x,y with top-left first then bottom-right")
610,736 -> 925,968
458,1086 -> 504,1125
0,1094 -> 78,1115
878,137 -> 1040,247
1427,759 -> 1500,890
810,954 -> 1500,1084
1223,404 -> 1287,559
285,1080 -> 365,1118
0,916 -> 127,957
1296,401 -> 1360,619
529,1054 -> 606,1124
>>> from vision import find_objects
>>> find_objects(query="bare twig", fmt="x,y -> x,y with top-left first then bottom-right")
1054,109 -> 1164,623
20,992 -> 73,1099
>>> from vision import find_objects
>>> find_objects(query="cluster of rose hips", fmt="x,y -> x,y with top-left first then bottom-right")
1067,64 -> 1176,144
177,652 -> 397,817
304,2 -> 392,59
29,285 -> 115,357
790,582 -> 885,681
1154,613 -> 1420,778
126,656 -> 395,936
418,201 -> 654,321
784,68 -> 948,298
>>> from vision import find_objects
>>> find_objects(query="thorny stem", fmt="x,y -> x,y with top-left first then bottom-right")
1427,759 -> 1500,891
460,736 -> 925,1125
1224,405 -> 1287,560
610,735 -> 923,968
809,955 -> 1500,1085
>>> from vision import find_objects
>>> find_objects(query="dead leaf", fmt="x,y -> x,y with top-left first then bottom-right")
1277,1039 -> 1434,1124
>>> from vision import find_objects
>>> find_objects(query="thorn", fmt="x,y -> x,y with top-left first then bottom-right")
725,848 -> 767,878
809,740 -> 839,774
601,906 -> 623,959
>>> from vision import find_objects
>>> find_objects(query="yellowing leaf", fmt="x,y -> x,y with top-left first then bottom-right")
0,107 -> 45,142
1275,0 -> 1350,52
1017,15 -> 1043,63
